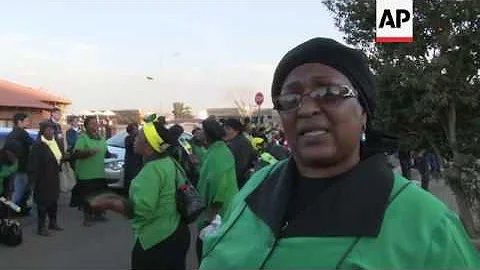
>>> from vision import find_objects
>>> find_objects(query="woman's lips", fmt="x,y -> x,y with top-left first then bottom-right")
302,130 -> 328,137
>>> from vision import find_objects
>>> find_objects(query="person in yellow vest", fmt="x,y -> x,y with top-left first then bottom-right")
28,121 -> 65,236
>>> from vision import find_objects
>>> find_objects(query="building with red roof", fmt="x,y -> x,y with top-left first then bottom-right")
0,79 -> 71,128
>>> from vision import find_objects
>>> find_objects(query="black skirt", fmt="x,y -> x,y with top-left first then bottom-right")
69,178 -> 107,208
131,222 -> 191,270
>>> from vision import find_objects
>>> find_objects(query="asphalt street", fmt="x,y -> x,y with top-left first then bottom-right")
0,169 -> 458,269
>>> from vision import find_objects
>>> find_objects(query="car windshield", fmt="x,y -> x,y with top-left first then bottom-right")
107,131 -> 128,148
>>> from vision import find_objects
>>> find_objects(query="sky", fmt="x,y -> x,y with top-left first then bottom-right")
0,1 -> 344,114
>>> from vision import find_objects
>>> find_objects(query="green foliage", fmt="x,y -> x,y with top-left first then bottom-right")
172,102 -> 193,120
323,0 -> 480,157
445,154 -> 480,207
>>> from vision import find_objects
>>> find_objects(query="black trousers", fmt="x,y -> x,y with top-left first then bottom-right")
37,201 -> 58,228
197,238 -> 204,265
421,172 -> 430,191
131,223 -> 190,270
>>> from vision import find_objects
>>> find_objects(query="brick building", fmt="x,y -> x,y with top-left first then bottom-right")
0,79 -> 71,128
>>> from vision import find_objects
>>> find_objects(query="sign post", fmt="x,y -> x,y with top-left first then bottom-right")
255,92 -> 264,124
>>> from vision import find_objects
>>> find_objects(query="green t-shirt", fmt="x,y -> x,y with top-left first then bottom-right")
129,155 -> 181,250
192,143 -> 207,172
0,162 -> 18,195
74,133 -> 107,180
197,141 -> 238,226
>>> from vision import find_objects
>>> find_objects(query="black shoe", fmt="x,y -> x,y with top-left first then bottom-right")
94,215 -> 108,222
37,227 -> 50,237
48,224 -> 64,231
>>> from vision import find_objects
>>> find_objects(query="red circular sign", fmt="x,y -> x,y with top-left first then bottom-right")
255,92 -> 264,106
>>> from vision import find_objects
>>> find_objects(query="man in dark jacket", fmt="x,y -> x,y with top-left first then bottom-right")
47,108 -> 65,152
223,118 -> 257,189
6,113 -> 34,214
123,123 -> 143,192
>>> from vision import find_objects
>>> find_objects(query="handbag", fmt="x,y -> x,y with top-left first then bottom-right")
59,163 -> 76,193
0,219 -> 22,247
173,160 -> 206,224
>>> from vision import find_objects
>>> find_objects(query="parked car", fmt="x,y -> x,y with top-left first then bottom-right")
105,130 -> 193,189
0,128 -> 38,148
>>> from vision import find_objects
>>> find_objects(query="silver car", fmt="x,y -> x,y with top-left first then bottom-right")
105,130 -> 193,189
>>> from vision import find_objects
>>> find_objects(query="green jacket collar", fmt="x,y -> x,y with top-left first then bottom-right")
245,154 -> 394,237
143,152 -> 169,164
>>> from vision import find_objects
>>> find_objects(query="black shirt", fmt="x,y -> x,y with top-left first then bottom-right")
6,127 -> 34,172
282,174 -> 340,237
227,134 -> 257,189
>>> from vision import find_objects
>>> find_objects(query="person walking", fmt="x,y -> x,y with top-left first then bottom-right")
6,113 -> 34,216
199,38 -> 480,269
415,149 -> 431,191
28,121 -> 64,236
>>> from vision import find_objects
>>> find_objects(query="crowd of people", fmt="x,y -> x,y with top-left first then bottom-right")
0,109 -> 119,237
0,36 -> 479,269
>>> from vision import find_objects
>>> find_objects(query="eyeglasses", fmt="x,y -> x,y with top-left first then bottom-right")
273,85 -> 358,112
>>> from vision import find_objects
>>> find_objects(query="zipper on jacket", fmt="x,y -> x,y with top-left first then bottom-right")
259,221 -> 288,269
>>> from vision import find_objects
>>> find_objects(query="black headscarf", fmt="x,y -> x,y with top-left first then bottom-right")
38,121 -> 57,141
202,118 -> 226,143
223,118 -> 244,133
271,37 -> 376,129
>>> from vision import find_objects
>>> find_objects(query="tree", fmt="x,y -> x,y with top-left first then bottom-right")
234,99 -> 255,118
172,102 -> 193,120
324,0 -> 480,235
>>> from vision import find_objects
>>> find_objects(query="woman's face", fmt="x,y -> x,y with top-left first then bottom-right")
279,63 -> 367,167
134,129 -> 148,155
87,119 -> 99,134
43,126 -> 55,140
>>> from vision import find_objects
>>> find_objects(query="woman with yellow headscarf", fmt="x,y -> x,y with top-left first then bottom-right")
90,121 -> 191,270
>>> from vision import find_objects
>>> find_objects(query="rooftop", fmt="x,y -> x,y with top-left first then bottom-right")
0,79 -> 71,109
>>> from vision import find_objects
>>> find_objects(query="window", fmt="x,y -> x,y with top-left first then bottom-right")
0,120 -> 13,128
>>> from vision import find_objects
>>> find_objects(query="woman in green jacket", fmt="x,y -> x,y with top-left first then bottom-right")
0,140 -> 21,218
196,118 -> 238,261
91,121 -> 190,270
200,38 -> 480,269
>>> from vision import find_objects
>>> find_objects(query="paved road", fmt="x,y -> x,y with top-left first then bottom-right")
0,167 -> 459,269
0,194 -> 199,269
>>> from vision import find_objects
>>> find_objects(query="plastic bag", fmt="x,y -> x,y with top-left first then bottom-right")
59,163 -> 76,193
199,215 -> 222,240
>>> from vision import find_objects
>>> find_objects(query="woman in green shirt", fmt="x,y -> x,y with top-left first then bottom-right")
90,121 -> 190,270
200,38 -> 480,269
72,116 -> 116,227
196,118 -> 238,261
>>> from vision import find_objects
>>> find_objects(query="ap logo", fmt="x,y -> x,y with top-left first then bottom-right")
376,0 -> 413,43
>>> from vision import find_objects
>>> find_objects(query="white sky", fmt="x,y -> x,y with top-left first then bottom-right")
0,1 -> 344,114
